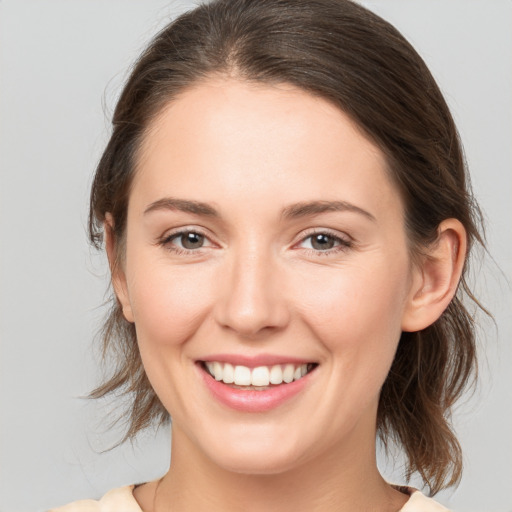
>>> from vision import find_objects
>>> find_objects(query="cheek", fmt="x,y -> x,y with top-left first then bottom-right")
293,258 -> 409,361
124,260 -> 218,418
126,259 -> 215,349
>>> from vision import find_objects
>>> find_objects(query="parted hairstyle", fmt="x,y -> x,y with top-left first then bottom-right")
89,0 -> 485,495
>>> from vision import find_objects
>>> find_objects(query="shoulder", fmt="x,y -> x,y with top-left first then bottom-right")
48,485 -> 142,512
398,487 -> 451,512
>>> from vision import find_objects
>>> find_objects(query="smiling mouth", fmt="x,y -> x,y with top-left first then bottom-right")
201,361 -> 318,390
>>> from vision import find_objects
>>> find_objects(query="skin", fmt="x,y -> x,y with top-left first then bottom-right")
108,78 -> 466,512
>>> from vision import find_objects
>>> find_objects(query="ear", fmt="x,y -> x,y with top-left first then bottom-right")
401,219 -> 467,332
104,213 -> 134,323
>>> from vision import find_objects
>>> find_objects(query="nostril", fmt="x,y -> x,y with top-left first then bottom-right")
213,264 -> 291,336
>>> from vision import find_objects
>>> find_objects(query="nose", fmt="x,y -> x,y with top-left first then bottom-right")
214,246 -> 290,338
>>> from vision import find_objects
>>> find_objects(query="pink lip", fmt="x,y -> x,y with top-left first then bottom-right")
200,353 -> 313,368
197,362 -> 316,413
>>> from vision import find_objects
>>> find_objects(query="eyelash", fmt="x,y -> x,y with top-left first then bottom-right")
295,229 -> 353,256
158,228 -> 212,256
157,228 -> 353,256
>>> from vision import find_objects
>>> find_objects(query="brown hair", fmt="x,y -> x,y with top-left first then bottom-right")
89,0 -> 485,494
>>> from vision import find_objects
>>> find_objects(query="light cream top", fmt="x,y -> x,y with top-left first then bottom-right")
49,484 -> 451,511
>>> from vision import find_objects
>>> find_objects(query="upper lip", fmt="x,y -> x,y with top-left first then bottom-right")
199,353 -> 316,368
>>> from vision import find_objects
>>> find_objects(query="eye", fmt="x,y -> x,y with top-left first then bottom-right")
306,233 -> 337,250
175,232 -> 206,250
160,229 -> 213,253
297,231 -> 352,253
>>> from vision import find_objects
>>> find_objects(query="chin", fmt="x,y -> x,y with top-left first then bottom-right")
200,426 -> 308,476
212,450 -> 303,476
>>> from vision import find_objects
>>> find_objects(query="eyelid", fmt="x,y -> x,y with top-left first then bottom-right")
294,227 -> 353,245
160,225 -> 209,240
292,227 -> 354,255
157,225 -> 217,252
156,226 -> 353,255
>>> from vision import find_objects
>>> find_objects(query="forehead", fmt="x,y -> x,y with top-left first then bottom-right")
132,78 -> 402,221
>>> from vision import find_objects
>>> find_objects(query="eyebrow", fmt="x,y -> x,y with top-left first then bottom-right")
143,197 -> 376,222
282,200 -> 376,222
144,198 -> 219,217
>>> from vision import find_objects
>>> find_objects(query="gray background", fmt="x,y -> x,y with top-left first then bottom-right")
0,1 -> 511,511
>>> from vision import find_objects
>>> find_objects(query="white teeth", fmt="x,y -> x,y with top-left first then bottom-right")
223,363 -> 234,384
269,365 -> 283,385
234,365 -> 252,386
283,364 -> 294,383
213,361 -> 223,381
204,361 -> 314,386
251,366 -> 270,386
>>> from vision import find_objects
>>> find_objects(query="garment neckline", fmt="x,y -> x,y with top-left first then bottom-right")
130,482 -> 418,511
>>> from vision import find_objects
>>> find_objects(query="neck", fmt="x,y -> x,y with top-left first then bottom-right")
149,424 -> 407,512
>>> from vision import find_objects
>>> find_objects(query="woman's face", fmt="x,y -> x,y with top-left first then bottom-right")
115,78 -> 420,474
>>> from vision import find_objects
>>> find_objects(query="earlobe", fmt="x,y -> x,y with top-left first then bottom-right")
104,214 -> 135,323
401,219 -> 467,332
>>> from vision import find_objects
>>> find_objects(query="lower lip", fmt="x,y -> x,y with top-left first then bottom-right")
198,364 -> 314,413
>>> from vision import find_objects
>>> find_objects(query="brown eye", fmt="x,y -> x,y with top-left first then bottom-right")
179,232 -> 205,249
160,229 -> 214,254
310,233 -> 336,250
297,231 -> 351,254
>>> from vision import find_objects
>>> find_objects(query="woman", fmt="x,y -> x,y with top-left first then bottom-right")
51,0 -> 485,510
